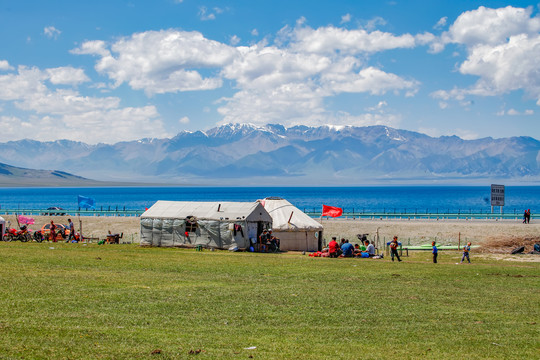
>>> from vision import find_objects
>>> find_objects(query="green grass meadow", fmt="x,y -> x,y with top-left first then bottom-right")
0,243 -> 538,359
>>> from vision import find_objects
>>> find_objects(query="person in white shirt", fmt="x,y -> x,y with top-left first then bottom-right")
364,240 -> 375,257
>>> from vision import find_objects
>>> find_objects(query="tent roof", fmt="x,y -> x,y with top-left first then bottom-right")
262,199 -> 323,231
141,200 -> 272,222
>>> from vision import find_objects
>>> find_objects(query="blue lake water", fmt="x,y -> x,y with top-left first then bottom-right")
0,186 -> 538,214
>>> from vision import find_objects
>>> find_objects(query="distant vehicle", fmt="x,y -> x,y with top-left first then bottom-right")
42,207 -> 66,216
40,223 -> 68,241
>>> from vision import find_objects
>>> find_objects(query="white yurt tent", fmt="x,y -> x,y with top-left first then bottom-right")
140,201 -> 272,249
262,198 -> 323,252
0,216 -> 5,238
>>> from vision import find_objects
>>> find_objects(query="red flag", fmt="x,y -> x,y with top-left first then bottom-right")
322,204 -> 343,217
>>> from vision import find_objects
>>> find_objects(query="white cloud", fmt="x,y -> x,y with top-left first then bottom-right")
75,23 -> 425,129
46,67 -> 90,85
364,17 -> 387,31
288,25 -> 417,55
230,35 -> 241,46
199,6 -> 224,21
434,17 -> 447,30
179,116 -> 190,124
323,66 -> 419,95
0,60 -> 13,71
340,13 -> 351,24
70,40 -> 110,57
430,6 -> 540,106
498,108 -> 535,116
73,30 -> 237,95
0,66 -> 48,101
0,65 -> 168,143
251,29 -> 259,36
446,6 -> 540,47
44,26 -> 61,39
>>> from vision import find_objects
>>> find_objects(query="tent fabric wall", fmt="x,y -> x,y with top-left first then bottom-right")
262,199 -> 323,252
140,201 -> 271,249
0,216 -> 5,238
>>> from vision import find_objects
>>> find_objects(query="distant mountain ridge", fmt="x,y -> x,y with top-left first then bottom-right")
0,162 -> 104,187
0,124 -> 538,185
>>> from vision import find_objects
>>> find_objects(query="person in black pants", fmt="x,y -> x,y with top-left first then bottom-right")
390,236 -> 402,262
432,241 -> 438,263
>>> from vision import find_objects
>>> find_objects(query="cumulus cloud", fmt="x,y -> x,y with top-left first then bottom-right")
287,25 -> 417,55
0,66 -> 168,143
44,26 -> 61,39
445,6 -> 540,46
0,60 -> 13,71
46,67 -> 90,85
73,22 -> 425,128
179,116 -> 190,124
431,6 -> 540,107
73,30 -> 237,95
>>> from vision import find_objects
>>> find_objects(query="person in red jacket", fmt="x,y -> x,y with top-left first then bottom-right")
49,220 -> 57,242
328,237 -> 340,258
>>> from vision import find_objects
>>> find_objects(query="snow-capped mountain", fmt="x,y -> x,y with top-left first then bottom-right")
0,123 -> 538,185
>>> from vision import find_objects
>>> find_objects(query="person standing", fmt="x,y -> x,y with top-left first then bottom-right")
49,220 -> 57,242
526,209 -> 531,224
432,241 -> 438,263
67,218 -> 75,242
390,236 -> 402,262
461,242 -> 471,264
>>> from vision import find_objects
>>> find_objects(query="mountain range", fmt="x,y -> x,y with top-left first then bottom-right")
0,123 -> 539,185
0,162 -> 106,187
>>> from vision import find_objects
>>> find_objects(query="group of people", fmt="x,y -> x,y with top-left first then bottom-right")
326,236 -> 381,258
48,219 -> 77,242
258,229 -> 280,252
318,235 -> 473,264
431,240 -> 472,264
523,209 -> 531,224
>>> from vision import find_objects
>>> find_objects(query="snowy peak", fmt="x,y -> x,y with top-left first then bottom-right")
0,123 -> 538,185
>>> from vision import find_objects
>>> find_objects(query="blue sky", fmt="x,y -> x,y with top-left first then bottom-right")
0,0 -> 539,144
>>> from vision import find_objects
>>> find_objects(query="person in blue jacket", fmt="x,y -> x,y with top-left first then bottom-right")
340,239 -> 354,257
432,241 -> 438,263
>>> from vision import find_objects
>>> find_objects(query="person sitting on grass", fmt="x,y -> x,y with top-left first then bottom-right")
364,240 -> 376,257
354,243 -> 362,256
340,239 -> 354,258
328,237 -> 340,258
461,242 -> 471,264
268,229 -> 280,251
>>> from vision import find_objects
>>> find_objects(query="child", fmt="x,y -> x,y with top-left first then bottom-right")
390,236 -> 402,262
461,242 -> 471,263
432,241 -> 438,263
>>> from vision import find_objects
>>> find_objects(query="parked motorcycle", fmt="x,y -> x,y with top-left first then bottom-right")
4,225 -> 32,242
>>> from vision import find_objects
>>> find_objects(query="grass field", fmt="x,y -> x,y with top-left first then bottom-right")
0,243 -> 538,359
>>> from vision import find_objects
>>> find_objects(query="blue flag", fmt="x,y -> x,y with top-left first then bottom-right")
78,195 -> 95,209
